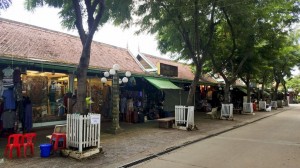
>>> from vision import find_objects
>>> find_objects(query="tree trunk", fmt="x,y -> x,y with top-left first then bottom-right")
223,84 -> 231,104
246,73 -> 251,103
76,46 -> 91,114
186,65 -> 201,106
282,81 -> 288,101
273,81 -> 279,101
261,84 -> 265,101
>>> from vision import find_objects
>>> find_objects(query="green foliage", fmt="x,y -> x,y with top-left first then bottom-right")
25,0 -> 133,31
133,0 -> 219,105
286,75 -> 300,97
0,0 -> 11,10
135,0 -> 214,62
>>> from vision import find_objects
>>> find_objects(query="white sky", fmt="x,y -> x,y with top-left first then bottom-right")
1,1 -> 299,76
0,0 -> 167,58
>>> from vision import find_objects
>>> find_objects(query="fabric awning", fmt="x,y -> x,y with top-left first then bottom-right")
237,87 -> 253,95
263,90 -> 270,96
144,77 -> 181,90
239,88 -> 247,94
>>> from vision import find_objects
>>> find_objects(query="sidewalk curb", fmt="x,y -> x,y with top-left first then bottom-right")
119,107 -> 291,168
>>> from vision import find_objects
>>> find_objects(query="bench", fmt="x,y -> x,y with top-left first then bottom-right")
157,117 -> 175,128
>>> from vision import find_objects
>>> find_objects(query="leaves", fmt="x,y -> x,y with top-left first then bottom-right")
0,0 -> 11,10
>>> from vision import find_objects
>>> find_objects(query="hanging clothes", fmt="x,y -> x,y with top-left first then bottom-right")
120,96 -> 127,114
2,89 -> 16,110
0,69 -> 4,80
14,82 -> 23,101
17,99 -> 25,132
23,96 -> 32,133
0,101 -> 4,131
57,98 -> 65,116
13,68 -> 21,84
0,80 -> 4,97
1,110 -> 15,129
2,66 -> 14,88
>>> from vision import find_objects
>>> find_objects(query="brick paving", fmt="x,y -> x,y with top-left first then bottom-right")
0,106 -> 293,168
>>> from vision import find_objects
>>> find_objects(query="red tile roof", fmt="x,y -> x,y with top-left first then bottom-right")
0,18 -> 144,74
142,53 -> 195,80
142,53 -> 218,83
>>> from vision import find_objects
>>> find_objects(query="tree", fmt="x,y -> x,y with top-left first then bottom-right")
0,0 -> 11,10
134,0 -> 218,106
25,0 -> 133,114
208,0 -> 259,104
208,0 -> 300,104
270,33 -> 300,101
286,75 -> 300,102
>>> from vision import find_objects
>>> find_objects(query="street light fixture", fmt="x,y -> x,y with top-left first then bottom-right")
101,64 -> 131,134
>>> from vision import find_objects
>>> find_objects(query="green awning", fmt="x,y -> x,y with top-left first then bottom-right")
238,87 -> 248,94
237,87 -> 253,95
263,90 -> 270,96
145,77 -> 181,90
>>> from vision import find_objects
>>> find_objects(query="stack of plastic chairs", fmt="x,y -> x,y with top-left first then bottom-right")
4,133 -> 37,158
23,133 -> 37,157
4,134 -> 23,159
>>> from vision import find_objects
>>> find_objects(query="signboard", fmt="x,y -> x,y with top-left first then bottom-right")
90,114 -> 100,124
157,62 -> 178,77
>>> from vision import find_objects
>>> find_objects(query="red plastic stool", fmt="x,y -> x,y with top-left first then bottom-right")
4,133 -> 23,159
23,133 -> 37,157
50,133 -> 66,152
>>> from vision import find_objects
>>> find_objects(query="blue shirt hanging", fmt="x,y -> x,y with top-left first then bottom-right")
3,89 -> 16,110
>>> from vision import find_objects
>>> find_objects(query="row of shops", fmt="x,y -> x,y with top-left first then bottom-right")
0,18 -> 281,130
0,60 -> 220,128
0,61 -> 253,126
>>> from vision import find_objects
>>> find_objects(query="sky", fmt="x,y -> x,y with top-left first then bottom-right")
1,1 -> 299,76
0,0 -> 166,58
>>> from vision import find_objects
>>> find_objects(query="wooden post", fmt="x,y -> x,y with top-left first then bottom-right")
79,115 -> 83,152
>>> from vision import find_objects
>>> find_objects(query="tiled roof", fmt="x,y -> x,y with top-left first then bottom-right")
143,54 -> 217,83
142,53 -> 195,80
0,18 -> 144,74
142,53 -> 218,84
201,74 -> 218,84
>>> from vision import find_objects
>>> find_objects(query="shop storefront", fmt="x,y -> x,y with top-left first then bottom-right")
0,59 -> 112,128
23,70 -> 69,123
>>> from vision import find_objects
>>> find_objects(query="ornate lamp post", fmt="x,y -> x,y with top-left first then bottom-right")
101,64 -> 131,134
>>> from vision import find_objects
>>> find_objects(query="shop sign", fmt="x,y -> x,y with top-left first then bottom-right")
157,62 -> 178,77
90,114 -> 100,124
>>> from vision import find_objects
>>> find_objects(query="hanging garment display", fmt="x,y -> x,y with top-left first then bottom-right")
0,80 -> 4,97
2,66 -> 14,88
13,67 -> 21,84
1,110 -> 15,129
2,89 -> 16,110
13,83 -> 23,101
23,96 -> 32,132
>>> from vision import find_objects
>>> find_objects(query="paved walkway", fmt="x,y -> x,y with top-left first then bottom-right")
0,105 -> 294,168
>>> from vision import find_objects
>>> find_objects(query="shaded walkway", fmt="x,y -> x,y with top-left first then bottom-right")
0,105 -> 294,168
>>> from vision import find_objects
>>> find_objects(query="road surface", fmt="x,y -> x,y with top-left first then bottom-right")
134,105 -> 300,168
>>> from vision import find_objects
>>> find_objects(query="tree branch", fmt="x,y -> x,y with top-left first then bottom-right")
89,0 -> 105,41
221,7 -> 236,62
84,0 -> 94,31
160,3 -> 197,64
204,0 -> 217,60
72,0 -> 86,45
